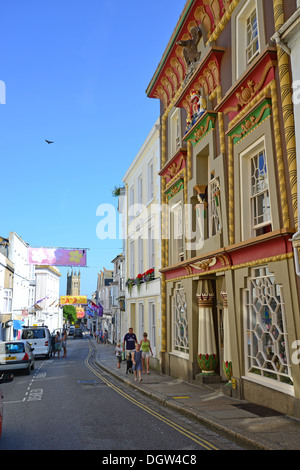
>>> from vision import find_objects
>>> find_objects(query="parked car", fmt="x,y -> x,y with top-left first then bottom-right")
20,326 -> 52,358
0,372 -> 14,439
0,341 -> 35,375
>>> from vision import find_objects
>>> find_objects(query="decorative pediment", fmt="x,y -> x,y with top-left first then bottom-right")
216,48 -> 277,122
159,148 -> 187,187
146,0 -> 233,110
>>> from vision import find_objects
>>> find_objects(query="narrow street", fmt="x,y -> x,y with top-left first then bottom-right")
0,334 -> 244,452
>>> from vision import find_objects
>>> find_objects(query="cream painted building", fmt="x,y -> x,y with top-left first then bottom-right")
122,118 -> 161,370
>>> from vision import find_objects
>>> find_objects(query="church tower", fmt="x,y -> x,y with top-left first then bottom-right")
66,269 -> 81,295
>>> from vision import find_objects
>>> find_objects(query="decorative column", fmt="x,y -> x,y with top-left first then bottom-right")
221,291 -> 232,383
196,280 -> 218,376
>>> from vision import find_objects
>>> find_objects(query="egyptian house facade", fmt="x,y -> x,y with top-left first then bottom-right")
146,0 -> 300,417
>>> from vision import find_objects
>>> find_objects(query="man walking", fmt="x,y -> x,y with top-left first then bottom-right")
123,327 -> 137,356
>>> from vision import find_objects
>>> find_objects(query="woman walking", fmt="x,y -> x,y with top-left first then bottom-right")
54,331 -> 62,358
140,332 -> 153,374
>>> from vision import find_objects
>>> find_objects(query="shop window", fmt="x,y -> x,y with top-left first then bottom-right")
172,283 -> 189,356
244,266 -> 293,390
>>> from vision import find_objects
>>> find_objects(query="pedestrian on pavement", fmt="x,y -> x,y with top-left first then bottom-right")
54,331 -> 62,358
140,332 -> 153,374
95,329 -> 100,343
132,343 -> 143,382
123,327 -> 137,357
104,329 -> 108,345
62,330 -> 67,358
115,342 -> 122,369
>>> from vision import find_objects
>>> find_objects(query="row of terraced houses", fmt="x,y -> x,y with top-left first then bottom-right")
93,0 -> 300,419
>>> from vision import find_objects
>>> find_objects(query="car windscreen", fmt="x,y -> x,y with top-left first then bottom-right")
0,343 -> 25,354
21,329 -> 46,339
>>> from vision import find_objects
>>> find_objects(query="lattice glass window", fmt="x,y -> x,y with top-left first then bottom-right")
246,8 -> 259,64
172,283 -> 189,355
244,266 -> 293,387
250,148 -> 271,234
208,177 -> 221,237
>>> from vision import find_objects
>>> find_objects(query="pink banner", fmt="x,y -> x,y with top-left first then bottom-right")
28,247 -> 87,267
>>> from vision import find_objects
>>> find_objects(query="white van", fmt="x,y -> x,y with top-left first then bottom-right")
20,326 -> 52,358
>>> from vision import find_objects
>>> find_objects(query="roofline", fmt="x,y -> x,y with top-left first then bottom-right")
146,0 -> 194,97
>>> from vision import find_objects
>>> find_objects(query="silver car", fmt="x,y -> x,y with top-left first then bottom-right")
0,341 -> 35,375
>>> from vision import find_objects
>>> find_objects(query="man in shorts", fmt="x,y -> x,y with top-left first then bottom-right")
123,327 -> 137,357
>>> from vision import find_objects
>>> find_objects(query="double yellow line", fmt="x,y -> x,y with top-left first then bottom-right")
85,343 -> 219,451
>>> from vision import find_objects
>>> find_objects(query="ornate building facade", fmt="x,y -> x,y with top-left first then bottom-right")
147,0 -> 300,417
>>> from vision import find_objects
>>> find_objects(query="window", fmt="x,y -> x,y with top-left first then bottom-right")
3,289 -> 12,313
172,283 -> 189,355
170,109 -> 181,158
129,239 -> 135,278
241,138 -> 272,239
148,224 -> 155,269
244,267 -> 293,389
129,185 -> 135,222
137,235 -> 143,274
147,161 -> 154,202
236,1 -> 260,79
138,173 -> 143,205
246,8 -> 259,64
250,148 -> 271,233
171,201 -> 184,263
139,303 -> 144,340
208,176 -> 221,237
149,301 -> 156,349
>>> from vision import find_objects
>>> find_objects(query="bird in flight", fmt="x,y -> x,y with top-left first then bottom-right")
45,140 -> 54,144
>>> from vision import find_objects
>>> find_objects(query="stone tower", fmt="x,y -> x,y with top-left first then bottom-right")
66,269 -> 81,295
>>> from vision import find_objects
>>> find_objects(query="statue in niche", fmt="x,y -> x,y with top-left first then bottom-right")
177,26 -> 202,68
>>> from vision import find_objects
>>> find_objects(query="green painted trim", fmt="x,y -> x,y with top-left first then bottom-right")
183,112 -> 216,147
228,98 -> 272,145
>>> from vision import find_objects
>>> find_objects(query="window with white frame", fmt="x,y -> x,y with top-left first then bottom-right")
172,283 -> 189,355
208,175 -> 221,237
129,185 -> 135,222
138,173 -> 143,205
149,301 -> 156,350
3,289 -> 12,313
137,235 -> 143,274
241,138 -> 272,239
139,303 -> 144,340
129,239 -> 135,278
147,160 -> 154,203
170,109 -> 181,158
236,1 -> 260,79
244,266 -> 293,389
171,201 -> 184,263
148,224 -> 155,269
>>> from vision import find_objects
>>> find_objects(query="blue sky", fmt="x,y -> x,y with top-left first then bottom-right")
1,0 -> 187,297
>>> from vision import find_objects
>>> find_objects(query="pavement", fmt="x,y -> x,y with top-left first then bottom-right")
92,339 -> 300,450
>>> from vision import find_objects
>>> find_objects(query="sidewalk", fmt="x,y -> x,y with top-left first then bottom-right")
93,340 -> 300,450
